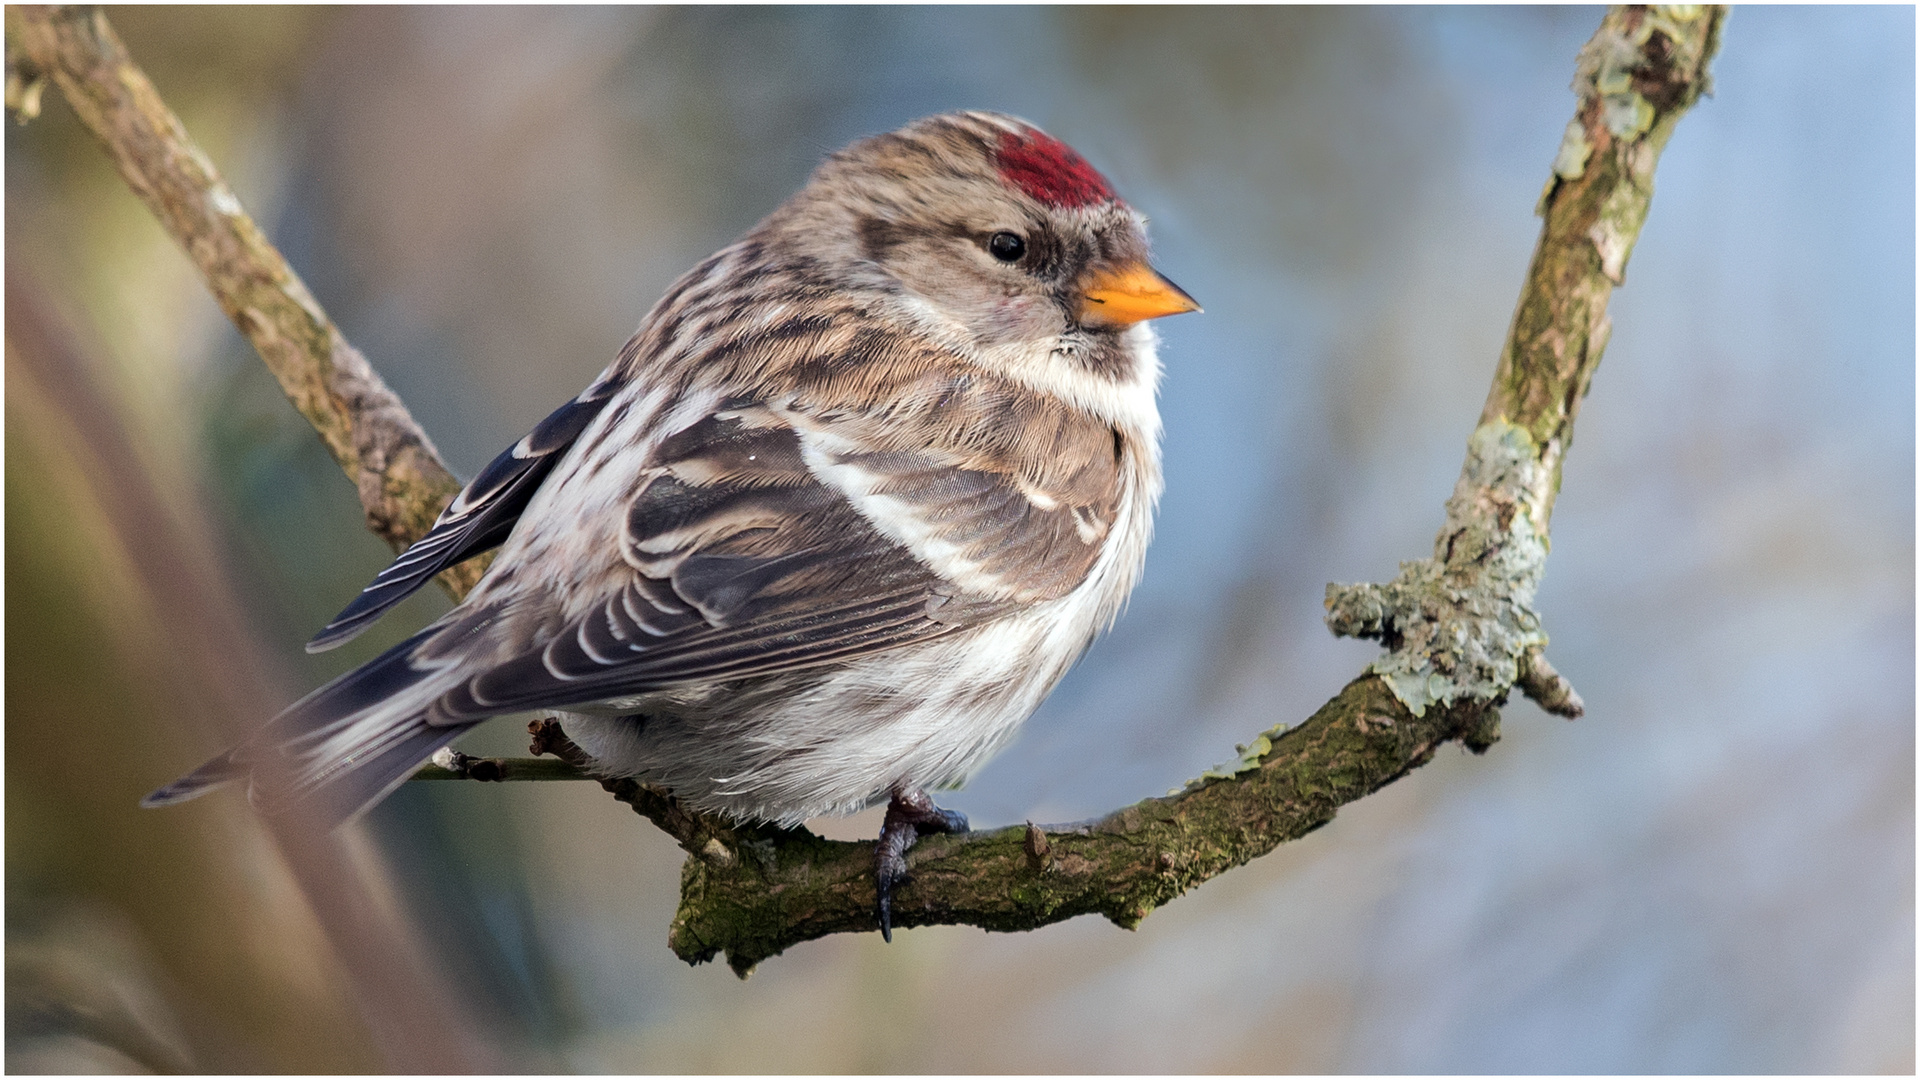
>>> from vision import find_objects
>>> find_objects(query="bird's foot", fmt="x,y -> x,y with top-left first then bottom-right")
875,788 -> 968,942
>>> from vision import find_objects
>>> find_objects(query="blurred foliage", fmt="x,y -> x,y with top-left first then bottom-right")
6,289 -> 379,1069
5,7 -> 375,1071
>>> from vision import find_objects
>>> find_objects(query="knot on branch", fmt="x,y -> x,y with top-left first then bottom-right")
1327,420 -> 1581,718
1023,822 -> 1052,872
428,747 -> 493,781
325,336 -> 463,552
1574,5 -> 1721,125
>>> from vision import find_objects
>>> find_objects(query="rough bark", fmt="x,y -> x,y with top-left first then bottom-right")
12,3 -> 1726,978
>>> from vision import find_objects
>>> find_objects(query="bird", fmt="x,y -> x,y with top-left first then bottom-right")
145,110 -> 1199,936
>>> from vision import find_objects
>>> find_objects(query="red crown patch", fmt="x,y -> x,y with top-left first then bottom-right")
993,129 -> 1116,209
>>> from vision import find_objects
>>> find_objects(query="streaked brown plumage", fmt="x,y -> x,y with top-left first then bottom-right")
146,111 -> 1197,932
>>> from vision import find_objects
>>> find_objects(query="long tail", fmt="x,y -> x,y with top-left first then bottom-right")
143,632 -> 475,828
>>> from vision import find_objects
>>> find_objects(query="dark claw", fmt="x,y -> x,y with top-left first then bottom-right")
875,817 -> 915,942
874,788 -> 969,942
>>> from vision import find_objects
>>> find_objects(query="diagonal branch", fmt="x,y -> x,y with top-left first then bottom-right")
16,3 -> 1725,978
8,3 -> 484,595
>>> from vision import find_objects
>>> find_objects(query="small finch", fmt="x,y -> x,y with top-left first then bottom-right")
147,111 -> 1198,934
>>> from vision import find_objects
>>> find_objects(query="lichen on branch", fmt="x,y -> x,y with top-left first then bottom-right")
1332,4 -> 1723,721
21,2 -> 1724,977
1496,4 -> 1725,453
525,689 -> 1501,976
1326,420 -> 1555,718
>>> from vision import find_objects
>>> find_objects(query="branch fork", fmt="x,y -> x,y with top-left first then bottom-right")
17,3 -> 1721,978
1326,420 -> 1584,719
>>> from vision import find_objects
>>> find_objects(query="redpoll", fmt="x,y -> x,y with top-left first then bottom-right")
147,111 -> 1199,936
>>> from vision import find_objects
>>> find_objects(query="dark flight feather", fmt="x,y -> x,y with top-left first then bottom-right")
306,380 -> 619,652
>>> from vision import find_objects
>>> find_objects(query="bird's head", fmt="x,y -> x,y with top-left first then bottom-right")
763,111 -> 1199,367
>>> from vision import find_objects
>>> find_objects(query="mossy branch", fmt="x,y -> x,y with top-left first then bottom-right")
17,2 -> 1724,978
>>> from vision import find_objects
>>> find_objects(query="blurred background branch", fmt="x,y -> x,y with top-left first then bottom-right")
10,2 -> 1725,976
7,254 -> 490,1071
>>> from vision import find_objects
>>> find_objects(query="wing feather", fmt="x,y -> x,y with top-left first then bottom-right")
307,379 -> 619,652
417,365 -> 1127,726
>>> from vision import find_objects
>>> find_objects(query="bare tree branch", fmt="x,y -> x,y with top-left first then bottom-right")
8,4 -> 484,595
16,3 -> 1725,978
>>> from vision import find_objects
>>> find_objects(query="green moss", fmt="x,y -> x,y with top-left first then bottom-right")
1173,727 -> 1282,795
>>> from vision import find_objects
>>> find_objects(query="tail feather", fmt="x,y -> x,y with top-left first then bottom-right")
144,631 -> 479,829
250,718 -> 469,829
140,748 -> 244,807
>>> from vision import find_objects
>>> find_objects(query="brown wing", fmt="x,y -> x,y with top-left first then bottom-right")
779,371 -> 1126,604
422,357 -> 1128,718
425,406 -> 998,720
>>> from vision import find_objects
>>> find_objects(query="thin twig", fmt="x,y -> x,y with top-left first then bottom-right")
413,746 -> 592,782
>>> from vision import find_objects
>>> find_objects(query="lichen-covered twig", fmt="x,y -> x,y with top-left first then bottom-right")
517,698 -> 1498,978
7,4 -> 483,594
24,3 -> 1723,977
1327,4 -> 1722,719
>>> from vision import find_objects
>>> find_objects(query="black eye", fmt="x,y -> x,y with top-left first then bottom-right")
988,231 -> 1027,262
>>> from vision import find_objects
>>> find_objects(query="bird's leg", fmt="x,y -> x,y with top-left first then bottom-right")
875,787 -> 968,942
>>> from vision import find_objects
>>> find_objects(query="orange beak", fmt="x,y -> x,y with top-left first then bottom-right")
1076,261 -> 1202,329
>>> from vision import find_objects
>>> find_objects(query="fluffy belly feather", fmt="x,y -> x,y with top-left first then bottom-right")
559,603 -> 1066,824
560,461 -> 1152,826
